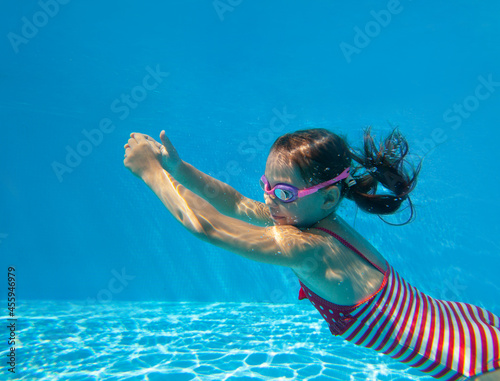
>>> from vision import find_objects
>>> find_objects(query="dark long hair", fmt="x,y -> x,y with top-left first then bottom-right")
269,128 -> 421,225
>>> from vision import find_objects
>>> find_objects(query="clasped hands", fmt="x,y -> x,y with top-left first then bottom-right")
123,130 -> 181,179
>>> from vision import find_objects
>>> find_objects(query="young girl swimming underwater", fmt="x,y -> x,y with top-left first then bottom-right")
124,128 -> 500,380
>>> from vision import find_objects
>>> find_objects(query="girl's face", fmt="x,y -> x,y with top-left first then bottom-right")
263,152 -> 340,228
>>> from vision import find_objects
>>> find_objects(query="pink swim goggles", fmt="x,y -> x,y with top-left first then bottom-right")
260,167 -> 352,203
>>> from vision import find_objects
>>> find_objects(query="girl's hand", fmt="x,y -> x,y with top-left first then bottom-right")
124,133 -> 163,179
143,130 -> 182,176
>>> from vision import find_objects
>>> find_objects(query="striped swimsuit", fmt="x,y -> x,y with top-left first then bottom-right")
298,227 -> 500,380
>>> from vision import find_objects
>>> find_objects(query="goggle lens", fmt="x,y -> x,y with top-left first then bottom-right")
275,188 -> 294,201
260,175 -> 298,202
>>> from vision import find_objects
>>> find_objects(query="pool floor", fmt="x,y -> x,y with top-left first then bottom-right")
3,301 -> 435,380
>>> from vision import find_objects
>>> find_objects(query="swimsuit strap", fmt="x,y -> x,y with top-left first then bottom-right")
313,227 -> 386,274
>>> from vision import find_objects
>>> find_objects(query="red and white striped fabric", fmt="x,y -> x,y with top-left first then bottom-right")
298,228 -> 500,380
340,264 -> 500,380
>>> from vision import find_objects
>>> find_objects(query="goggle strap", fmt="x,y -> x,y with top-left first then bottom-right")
298,167 -> 351,197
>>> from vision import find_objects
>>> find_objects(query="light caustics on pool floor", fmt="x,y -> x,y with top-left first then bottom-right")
2,301 -> 435,381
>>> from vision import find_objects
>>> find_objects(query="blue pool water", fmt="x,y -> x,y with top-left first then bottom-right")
1,0 -> 500,380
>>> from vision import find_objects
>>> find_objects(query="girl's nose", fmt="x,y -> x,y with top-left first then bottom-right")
264,193 -> 277,205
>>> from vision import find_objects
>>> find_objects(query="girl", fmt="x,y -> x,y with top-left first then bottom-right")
124,128 -> 500,380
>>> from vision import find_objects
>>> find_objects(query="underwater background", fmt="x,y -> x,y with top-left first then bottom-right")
1,1 -> 499,380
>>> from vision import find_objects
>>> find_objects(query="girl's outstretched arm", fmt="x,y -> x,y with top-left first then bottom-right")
150,131 -> 273,227
173,161 -> 272,226
124,133 -> 319,267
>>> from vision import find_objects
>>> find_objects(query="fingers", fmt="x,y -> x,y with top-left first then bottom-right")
124,133 -> 143,159
126,133 -> 153,151
147,137 -> 162,150
160,130 -> 176,153
124,132 -> 163,160
127,133 -> 138,148
146,140 -> 162,155
129,132 -> 162,147
124,141 -> 130,158
131,132 -> 148,144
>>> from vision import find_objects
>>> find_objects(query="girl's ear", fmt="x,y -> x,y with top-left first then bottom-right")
321,186 -> 341,210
